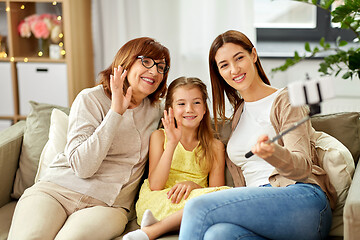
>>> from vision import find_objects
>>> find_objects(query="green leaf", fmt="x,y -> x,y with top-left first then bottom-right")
349,52 -> 360,71
342,72 -> 352,79
350,21 -> 359,29
319,62 -> 330,75
322,0 -> 335,9
319,37 -> 325,47
339,40 -> 348,47
285,58 -> 295,66
335,69 -> 342,77
305,42 -> 311,52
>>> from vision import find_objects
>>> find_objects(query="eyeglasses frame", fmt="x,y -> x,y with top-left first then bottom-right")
137,56 -> 169,74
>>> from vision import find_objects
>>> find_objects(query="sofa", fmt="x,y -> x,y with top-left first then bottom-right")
0,101 -> 359,240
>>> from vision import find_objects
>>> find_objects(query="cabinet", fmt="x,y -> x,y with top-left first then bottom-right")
0,62 -> 14,115
0,0 -> 94,126
17,62 -> 68,115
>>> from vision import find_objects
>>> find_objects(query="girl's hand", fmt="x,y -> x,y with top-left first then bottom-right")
251,134 -> 275,159
110,66 -> 132,115
167,181 -> 201,204
162,108 -> 181,145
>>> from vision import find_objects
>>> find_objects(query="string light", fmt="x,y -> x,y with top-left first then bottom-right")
59,33 -> 63,38
6,7 -> 10,12
61,50 -> 66,56
38,51 -> 43,57
57,16 -> 62,21
52,1 -> 57,5
20,5 -> 25,10
59,42 -> 63,47
24,58 -> 28,62
10,57 -> 14,62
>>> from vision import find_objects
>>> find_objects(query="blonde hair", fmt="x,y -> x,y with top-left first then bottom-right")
165,77 -> 215,173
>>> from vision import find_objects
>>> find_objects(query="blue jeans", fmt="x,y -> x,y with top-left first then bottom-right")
179,183 -> 332,240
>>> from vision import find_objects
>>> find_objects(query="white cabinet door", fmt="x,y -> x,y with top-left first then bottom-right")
17,62 -> 68,115
0,62 -> 14,115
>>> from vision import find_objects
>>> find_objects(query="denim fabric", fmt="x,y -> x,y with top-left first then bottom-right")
179,183 -> 332,240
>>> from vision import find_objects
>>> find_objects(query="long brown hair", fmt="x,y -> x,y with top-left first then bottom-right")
209,30 -> 270,127
98,37 -> 170,104
165,77 -> 215,173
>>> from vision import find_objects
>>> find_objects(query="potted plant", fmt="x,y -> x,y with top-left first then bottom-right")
271,0 -> 360,79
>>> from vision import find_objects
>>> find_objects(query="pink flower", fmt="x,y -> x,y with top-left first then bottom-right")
18,13 -> 62,41
18,20 -> 31,38
25,14 -> 39,28
32,21 -> 50,39
51,25 -> 62,43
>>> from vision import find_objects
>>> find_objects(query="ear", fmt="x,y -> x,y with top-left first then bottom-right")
251,47 -> 258,63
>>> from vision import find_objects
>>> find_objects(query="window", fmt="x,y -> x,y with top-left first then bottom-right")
255,0 -> 354,42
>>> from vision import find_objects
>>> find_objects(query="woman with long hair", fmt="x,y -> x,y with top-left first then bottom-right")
179,30 -> 336,240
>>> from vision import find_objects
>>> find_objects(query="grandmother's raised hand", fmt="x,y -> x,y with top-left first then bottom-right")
110,66 -> 132,115
162,108 -> 181,145
251,134 -> 275,159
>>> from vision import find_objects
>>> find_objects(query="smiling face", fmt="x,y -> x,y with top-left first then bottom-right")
215,42 -> 259,94
171,86 -> 206,129
126,57 -> 165,102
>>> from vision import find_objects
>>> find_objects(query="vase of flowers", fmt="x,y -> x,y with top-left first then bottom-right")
18,13 -> 62,57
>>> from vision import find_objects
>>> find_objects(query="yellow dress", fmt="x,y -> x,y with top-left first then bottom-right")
135,130 -> 230,224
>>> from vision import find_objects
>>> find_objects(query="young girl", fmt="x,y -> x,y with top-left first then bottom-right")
179,30 -> 336,240
123,77 -> 230,240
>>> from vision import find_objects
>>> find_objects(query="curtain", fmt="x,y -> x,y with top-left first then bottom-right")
91,0 -> 255,82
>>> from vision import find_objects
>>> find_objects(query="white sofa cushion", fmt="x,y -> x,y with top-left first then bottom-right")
35,108 -> 69,182
314,131 -> 355,236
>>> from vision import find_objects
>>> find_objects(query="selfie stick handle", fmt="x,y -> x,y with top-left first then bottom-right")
244,115 -> 310,158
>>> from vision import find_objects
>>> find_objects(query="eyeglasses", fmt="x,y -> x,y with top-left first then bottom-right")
137,56 -> 169,74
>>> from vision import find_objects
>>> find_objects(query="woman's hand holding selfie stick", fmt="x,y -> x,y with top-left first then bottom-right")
245,74 -> 334,159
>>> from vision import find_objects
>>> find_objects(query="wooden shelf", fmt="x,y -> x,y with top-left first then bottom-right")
13,57 -> 66,63
0,0 -> 94,124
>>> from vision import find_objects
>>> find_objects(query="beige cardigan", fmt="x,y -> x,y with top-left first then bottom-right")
226,88 -> 337,209
41,85 -> 163,209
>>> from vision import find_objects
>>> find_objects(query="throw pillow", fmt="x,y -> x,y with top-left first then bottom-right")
314,131 -> 355,236
311,112 -> 360,164
11,101 -> 70,199
35,109 -> 69,182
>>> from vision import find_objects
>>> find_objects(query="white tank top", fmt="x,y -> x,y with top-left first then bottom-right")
227,89 -> 282,187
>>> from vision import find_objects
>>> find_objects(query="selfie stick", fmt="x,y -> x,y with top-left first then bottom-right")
245,74 -> 330,159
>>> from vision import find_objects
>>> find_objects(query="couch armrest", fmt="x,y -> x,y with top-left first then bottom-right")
343,159 -> 360,240
0,121 -> 26,208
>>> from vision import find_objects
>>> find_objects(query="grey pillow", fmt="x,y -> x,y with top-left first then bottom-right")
311,112 -> 360,164
11,101 -> 70,199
